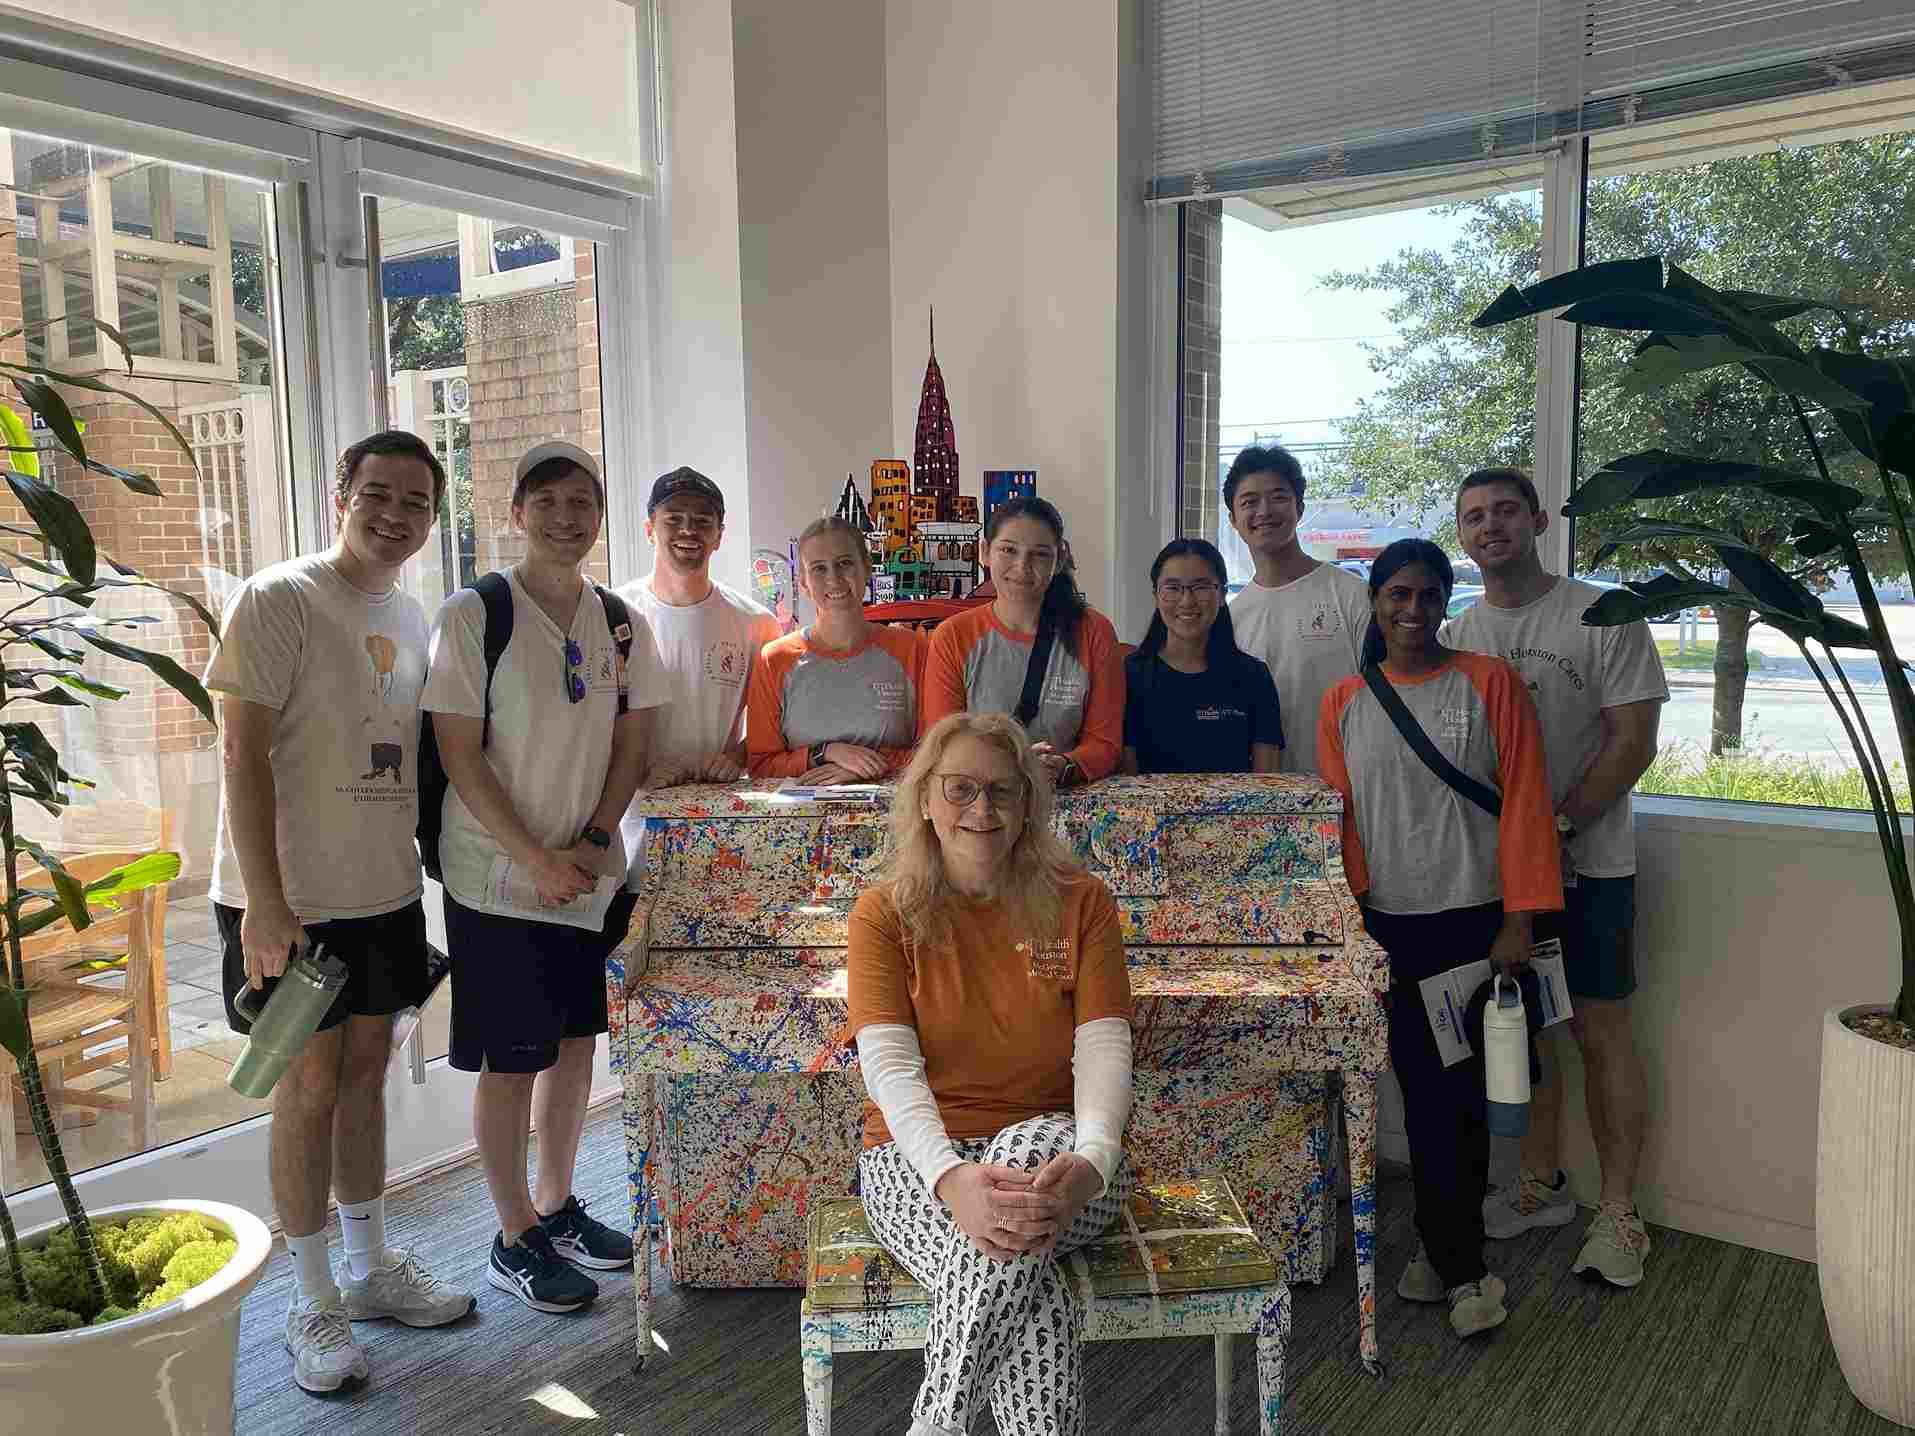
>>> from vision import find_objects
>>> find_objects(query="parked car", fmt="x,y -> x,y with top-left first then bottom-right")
1446,584 -> 1485,619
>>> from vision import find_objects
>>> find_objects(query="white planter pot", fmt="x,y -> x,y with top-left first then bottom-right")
1818,1005 -> 1915,1430
0,1198 -> 271,1436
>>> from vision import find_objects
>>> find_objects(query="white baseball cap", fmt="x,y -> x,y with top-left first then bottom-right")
514,438 -> 603,488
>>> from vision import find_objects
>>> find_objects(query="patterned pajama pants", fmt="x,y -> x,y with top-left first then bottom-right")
857,1113 -> 1137,1436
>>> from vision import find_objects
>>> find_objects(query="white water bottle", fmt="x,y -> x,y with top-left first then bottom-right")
1483,975 -> 1531,1137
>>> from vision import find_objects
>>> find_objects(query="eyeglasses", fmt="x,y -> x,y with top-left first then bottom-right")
1157,580 -> 1221,600
564,637 -> 587,704
933,773 -> 1027,810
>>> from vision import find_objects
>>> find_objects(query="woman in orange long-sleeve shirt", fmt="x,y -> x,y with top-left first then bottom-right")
1317,538 -> 1562,1343
919,498 -> 1125,787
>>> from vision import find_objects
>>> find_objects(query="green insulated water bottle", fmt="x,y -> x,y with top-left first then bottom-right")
228,946 -> 348,1098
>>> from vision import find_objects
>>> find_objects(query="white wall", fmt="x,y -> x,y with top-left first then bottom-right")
884,0 -> 1166,638
4,0 -> 645,176
733,0 -> 894,580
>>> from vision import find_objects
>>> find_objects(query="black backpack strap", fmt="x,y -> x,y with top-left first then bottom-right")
596,587 -> 634,715
1013,615 -> 1058,728
1360,660 -> 1502,818
473,571 -> 514,743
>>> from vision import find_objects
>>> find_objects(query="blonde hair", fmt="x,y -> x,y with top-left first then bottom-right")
796,514 -> 871,573
882,712 -> 1083,950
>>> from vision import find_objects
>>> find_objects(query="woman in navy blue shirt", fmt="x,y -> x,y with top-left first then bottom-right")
1121,539 -> 1283,774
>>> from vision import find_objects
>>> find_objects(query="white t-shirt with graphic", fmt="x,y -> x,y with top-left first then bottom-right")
206,553 -> 429,920
1228,562 -> 1372,777
616,575 -> 781,883
1443,575 -> 1669,877
421,567 -> 669,915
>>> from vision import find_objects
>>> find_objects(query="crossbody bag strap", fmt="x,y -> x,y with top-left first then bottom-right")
1360,660 -> 1502,818
1012,616 -> 1058,729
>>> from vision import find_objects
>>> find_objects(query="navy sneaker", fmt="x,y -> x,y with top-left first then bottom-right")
488,1226 -> 598,1313
538,1194 -> 634,1270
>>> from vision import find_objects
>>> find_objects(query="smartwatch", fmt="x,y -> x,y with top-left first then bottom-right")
580,825 -> 612,849
809,743 -> 829,769
1554,814 -> 1577,841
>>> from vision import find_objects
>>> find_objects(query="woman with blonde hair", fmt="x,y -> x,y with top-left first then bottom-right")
846,711 -> 1135,1436
745,514 -> 921,783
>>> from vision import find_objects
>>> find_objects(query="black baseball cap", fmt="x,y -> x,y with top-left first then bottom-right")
647,466 -> 726,518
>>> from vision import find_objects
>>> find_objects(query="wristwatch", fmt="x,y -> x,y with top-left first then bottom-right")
809,742 -> 829,769
580,825 -> 612,849
1554,814 -> 1577,841
1058,758 -> 1081,788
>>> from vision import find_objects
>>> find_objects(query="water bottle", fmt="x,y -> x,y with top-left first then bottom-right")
228,946 -> 348,1098
1482,974 -> 1531,1137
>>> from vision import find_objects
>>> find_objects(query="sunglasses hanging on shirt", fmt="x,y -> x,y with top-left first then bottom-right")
564,637 -> 587,704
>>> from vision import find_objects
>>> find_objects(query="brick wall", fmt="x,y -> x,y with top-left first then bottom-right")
1179,201 -> 1223,542
0,218 -> 23,366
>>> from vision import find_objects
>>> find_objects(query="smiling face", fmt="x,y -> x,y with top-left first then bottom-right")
1372,560 -> 1449,661
1228,468 -> 1303,558
646,495 -> 724,578
337,453 -> 437,572
1154,553 -> 1223,647
986,515 -> 1060,611
1457,480 -> 1546,578
924,733 -> 1029,880
514,466 -> 603,566
797,529 -> 870,619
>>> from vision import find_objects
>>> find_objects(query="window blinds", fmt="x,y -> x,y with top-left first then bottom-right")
1151,0 -> 1915,203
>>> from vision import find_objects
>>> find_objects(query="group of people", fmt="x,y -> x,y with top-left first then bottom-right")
212,428 -> 1666,1430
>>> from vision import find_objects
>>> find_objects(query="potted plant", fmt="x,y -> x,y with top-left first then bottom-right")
1474,256 -> 1914,1427
0,290 -> 271,1429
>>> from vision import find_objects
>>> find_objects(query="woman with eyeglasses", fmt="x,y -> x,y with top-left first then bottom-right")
847,711 -> 1135,1435
745,515 -> 921,784
920,497 -> 1125,788
1122,538 -> 1283,775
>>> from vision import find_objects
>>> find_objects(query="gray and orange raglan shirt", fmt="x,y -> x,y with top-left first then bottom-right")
745,623 -> 924,777
1316,651 -> 1564,918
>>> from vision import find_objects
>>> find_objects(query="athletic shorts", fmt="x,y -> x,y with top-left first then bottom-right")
444,889 -> 640,1074
1532,873 -> 1636,1001
218,900 -> 430,1035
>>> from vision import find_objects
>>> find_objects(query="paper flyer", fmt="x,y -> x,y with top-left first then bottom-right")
770,781 -> 889,804
1418,937 -> 1573,1068
482,854 -> 621,931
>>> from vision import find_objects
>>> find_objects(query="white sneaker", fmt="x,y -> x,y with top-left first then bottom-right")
1446,1274 -> 1508,1339
341,1249 -> 476,1328
1397,1243 -> 1446,1303
285,1294 -> 369,1394
1482,1168 -> 1577,1240
1572,1202 -> 1651,1288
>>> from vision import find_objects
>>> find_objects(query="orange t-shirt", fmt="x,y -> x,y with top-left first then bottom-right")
845,874 -> 1134,1150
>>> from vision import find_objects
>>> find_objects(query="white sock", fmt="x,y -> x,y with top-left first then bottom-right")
285,1231 -> 337,1303
337,1197 -> 391,1281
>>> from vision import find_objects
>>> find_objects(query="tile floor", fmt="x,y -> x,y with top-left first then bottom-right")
3,890 -> 454,1194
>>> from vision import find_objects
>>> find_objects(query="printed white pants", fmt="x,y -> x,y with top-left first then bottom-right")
857,1113 -> 1136,1436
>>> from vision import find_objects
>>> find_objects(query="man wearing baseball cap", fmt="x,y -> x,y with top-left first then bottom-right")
614,466 -> 780,875
422,438 -> 670,1315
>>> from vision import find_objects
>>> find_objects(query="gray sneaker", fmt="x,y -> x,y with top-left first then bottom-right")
285,1294 -> 369,1394
1482,1168 -> 1576,1240
1397,1243 -> 1446,1303
341,1249 -> 476,1327
1446,1274 -> 1508,1339
1572,1202 -> 1651,1288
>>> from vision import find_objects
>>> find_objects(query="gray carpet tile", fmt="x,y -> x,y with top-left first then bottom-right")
229,1104 -> 1904,1435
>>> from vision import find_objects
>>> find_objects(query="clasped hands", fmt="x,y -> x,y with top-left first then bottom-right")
524,840 -> 607,907
934,1154 -> 1103,1262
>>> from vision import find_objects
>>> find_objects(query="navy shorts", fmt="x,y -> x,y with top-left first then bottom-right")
217,899 -> 430,1035
1533,873 -> 1636,1001
445,889 -> 639,1074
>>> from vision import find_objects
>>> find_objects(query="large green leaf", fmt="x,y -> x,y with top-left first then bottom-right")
1716,545 -> 1820,621
17,840 -> 90,931
1581,574 -> 1879,651
78,631 -> 216,726
1589,519 -> 1767,568
1559,294 -> 1724,336
1472,257 -> 1665,327
11,377 -> 87,466
1567,450 -> 1871,521
2,469 -> 95,586
84,852 -> 182,900
80,458 -> 163,497
0,363 -> 197,477
47,671 -> 129,701
0,404 -> 36,479
2,721 -> 64,794
0,988 -> 28,1064
1807,350 -> 1915,468
1719,290 -> 1841,325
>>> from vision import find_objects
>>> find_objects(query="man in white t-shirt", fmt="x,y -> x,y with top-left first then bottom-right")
207,431 -> 474,1396
1445,467 -> 1669,1290
423,441 -> 669,1318
615,467 -> 781,885
1224,443 -> 1373,775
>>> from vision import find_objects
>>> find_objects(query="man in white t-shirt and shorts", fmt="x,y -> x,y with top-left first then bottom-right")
615,467 -> 780,879
424,441 -> 669,1316
1445,466 -> 1669,1288
208,430 -> 475,1396
1223,443 -> 1373,776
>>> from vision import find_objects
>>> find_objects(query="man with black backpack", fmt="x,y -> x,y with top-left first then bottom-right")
421,440 -> 668,1316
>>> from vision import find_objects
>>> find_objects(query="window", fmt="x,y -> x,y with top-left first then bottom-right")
1576,117 -> 1915,812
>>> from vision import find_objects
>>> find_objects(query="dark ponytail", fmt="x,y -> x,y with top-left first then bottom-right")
1362,538 -> 1454,666
986,497 -> 1089,659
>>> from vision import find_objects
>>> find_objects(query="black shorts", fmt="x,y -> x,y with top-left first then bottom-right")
444,889 -> 639,1074
1532,873 -> 1637,1001
218,900 -> 430,1035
